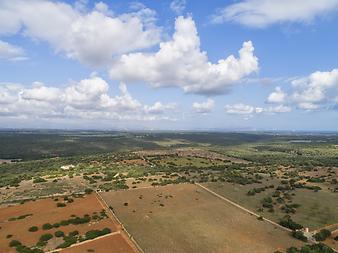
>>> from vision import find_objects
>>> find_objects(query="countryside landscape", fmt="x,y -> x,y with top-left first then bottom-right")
1,0 -> 338,252
0,131 -> 337,253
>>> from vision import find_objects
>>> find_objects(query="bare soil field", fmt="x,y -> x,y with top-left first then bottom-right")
100,184 -> 302,253
0,194 -> 118,252
60,233 -> 136,253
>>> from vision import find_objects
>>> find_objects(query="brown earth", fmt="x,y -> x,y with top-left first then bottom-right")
0,194 -> 118,252
101,184 -> 302,253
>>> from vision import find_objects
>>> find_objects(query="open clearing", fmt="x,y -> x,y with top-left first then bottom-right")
0,194 -> 118,252
60,233 -> 136,253
101,184 -> 302,253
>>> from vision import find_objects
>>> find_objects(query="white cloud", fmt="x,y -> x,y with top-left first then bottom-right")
170,0 -> 186,15
211,0 -> 338,28
144,102 -> 177,114
110,16 -> 258,95
0,40 -> 26,61
291,68 -> 338,110
0,0 -> 160,66
266,104 -> 291,113
297,102 -> 319,110
224,103 -> 291,116
224,103 -> 262,115
267,86 -> 286,103
192,99 -> 215,113
0,77 -> 176,122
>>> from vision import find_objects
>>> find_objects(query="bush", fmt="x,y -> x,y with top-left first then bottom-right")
42,223 -> 53,230
9,240 -> 21,247
60,220 -> 70,226
56,236 -> 77,249
314,229 -> 331,241
292,231 -> 307,242
54,231 -> 65,237
39,233 -> 53,242
279,216 -> 303,230
85,188 -> 93,194
286,243 -> 334,253
56,202 -> 66,208
28,226 -> 38,232
85,228 -> 111,240
33,177 -> 47,183
69,230 -> 79,237
15,244 -> 44,253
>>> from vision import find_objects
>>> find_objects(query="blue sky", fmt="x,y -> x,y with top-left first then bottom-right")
0,0 -> 338,131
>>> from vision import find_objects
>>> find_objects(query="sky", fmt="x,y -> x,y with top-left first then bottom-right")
0,0 -> 338,131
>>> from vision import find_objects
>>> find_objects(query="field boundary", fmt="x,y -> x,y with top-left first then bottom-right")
95,191 -> 145,253
195,183 -> 292,233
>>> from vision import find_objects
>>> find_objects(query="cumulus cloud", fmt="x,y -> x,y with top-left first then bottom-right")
291,68 -> 338,110
211,0 -> 338,28
0,77 -> 176,122
170,0 -> 186,15
267,86 -> 286,103
109,16 -> 258,95
0,40 -> 26,61
0,0 -> 160,66
192,99 -> 215,113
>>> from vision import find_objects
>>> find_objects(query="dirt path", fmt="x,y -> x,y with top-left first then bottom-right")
195,183 -> 292,233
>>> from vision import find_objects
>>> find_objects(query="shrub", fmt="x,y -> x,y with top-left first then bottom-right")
9,240 -> 21,247
85,228 -> 111,240
279,216 -> 303,230
69,230 -> 79,237
60,220 -> 70,226
54,231 -> 65,237
53,223 -> 60,228
33,177 -> 47,183
42,223 -> 53,230
292,231 -> 307,242
314,229 -> 331,241
56,236 -> 77,249
28,226 -> 38,232
57,202 -> 66,208
286,243 -> 334,253
85,188 -> 93,194
39,233 -> 53,242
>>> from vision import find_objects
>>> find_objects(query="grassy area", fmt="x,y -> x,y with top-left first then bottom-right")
204,181 -> 338,230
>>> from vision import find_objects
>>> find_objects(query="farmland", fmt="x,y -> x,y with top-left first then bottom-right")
0,192 -> 136,253
0,131 -> 337,252
101,184 -> 302,253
